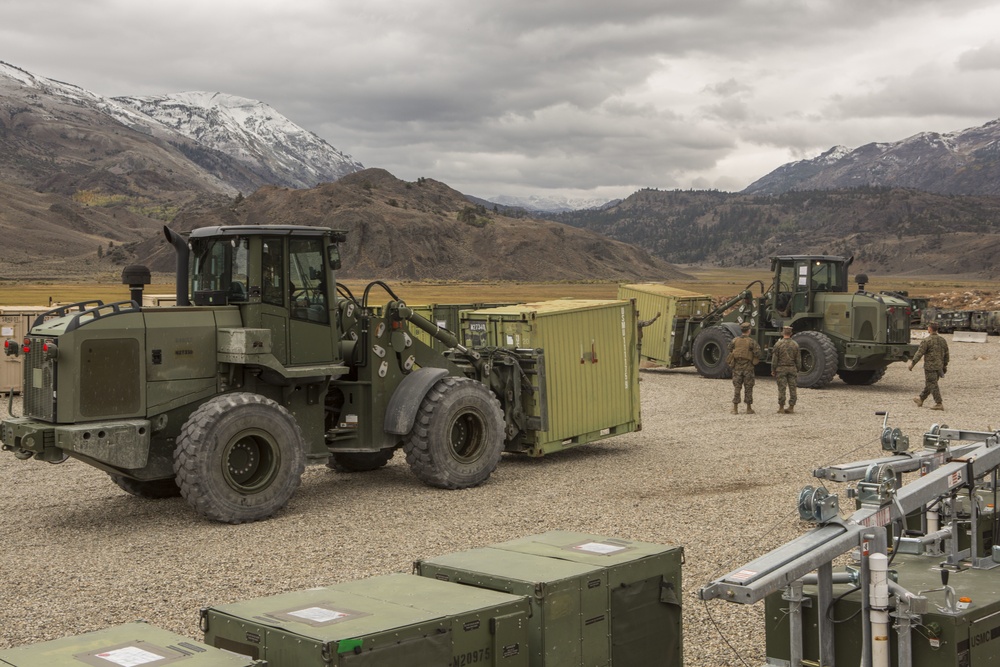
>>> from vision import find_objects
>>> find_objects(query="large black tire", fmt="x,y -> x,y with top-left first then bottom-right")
109,475 -> 181,499
327,448 -> 396,472
692,326 -> 735,379
793,331 -> 838,388
173,393 -> 306,524
403,377 -> 505,489
837,367 -> 887,385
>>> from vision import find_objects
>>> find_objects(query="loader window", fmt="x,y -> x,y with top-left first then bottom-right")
262,238 -> 287,306
190,237 -> 249,305
289,238 -> 328,324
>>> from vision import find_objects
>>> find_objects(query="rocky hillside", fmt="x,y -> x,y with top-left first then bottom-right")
552,187 -> 1000,277
744,118 -> 1000,196
143,169 -> 687,282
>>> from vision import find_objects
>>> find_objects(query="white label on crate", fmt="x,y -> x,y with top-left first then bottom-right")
289,606 -> 349,623
94,646 -> 165,666
506,334 -> 515,346
574,541 -> 626,555
1,327 -> 12,337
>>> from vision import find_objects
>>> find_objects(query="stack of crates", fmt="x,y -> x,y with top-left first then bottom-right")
0,622 -> 263,667
616,285 -> 713,368
415,530 -> 684,667
460,300 -> 640,457
201,573 -> 531,666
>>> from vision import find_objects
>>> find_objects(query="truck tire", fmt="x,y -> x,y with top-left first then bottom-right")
327,448 -> 396,472
403,377 -> 504,489
837,367 -> 887,385
793,331 -> 838,388
109,475 -> 181,499
174,393 -> 306,524
693,326 -> 735,379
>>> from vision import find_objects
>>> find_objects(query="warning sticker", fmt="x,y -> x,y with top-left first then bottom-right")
94,646 -> 165,666
288,606 -> 349,623
573,542 -> 626,555
729,569 -> 758,583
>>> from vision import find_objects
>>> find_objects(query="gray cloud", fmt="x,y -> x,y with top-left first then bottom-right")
3,0 -> 1000,199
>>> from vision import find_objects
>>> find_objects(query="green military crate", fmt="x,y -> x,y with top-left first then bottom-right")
616,284 -> 713,368
764,554 -> 1000,666
407,303 -> 515,352
415,531 -> 684,667
460,300 -> 641,457
0,622 -> 262,667
202,573 -> 530,667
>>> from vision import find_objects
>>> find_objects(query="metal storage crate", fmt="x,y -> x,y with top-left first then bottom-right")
764,553 -> 1000,666
0,307 -> 55,394
616,284 -> 713,368
407,302 -> 515,352
202,573 -> 530,666
0,622 -> 262,667
415,531 -> 684,667
460,300 -> 640,457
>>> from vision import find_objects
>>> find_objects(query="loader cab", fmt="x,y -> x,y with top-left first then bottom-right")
770,255 -> 851,317
186,225 -> 345,366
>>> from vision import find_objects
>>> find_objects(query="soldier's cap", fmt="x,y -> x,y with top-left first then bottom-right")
782,326 -> 793,334
740,322 -> 752,331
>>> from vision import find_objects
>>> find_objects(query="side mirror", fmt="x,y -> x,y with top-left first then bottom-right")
328,245 -> 342,271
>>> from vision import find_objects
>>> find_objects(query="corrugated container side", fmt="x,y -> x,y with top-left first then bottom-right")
462,300 -> 640,456
617,285 -> 713,368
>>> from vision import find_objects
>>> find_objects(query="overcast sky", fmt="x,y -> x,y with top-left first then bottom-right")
5,1 -> 1000,202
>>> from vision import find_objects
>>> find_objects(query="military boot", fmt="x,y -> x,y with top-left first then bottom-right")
931,403 -> 944,411
731,404 -> 739,415
785,405 -> 795,414
913,396 -> 924,407
746,404 -> 755,415
777,405 -> 785,414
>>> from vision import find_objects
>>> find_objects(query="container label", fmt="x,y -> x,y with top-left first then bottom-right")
94,646 -> 165,666
574,541 -> 626,555
288,606 -> 349,623
1,327 -> 12,336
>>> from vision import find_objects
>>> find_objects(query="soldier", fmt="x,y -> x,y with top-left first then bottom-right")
908,321 -> 949,410
727,322 -> 761,414
770,326 -> 801,414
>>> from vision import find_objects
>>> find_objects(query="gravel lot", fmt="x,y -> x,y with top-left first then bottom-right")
2,332 -> 998,665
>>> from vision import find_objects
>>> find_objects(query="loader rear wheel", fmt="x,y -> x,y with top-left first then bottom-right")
174,393 -> 306,524
403,377 -> 504,489
692,326 -> 734,379
793,331 -> 838,388
837,367 -> 886,385
109,475 -> 181,499
328,448 -> 396,472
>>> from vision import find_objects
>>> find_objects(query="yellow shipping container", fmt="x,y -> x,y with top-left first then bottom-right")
617,284 -> 714,368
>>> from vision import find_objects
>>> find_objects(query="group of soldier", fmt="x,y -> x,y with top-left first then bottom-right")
726,321 -> 950,414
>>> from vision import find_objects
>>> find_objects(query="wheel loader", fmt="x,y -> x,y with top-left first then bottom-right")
1,225 -> 639,523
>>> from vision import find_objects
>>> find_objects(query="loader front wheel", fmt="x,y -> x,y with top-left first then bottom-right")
174,393 -> 306,524
692,326 -> 735,379
403,377 -> 504,489
837,367 -> 887,385
109,475 -> 181,499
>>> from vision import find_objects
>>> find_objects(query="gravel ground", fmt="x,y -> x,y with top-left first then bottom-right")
1,332 -> 998,665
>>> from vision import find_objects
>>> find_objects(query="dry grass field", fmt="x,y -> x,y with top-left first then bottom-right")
1,266 -> 998,308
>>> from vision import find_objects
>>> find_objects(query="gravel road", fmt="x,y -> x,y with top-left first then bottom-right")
2,332 -> 998,665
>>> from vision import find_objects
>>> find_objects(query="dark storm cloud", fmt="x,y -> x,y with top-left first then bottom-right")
3,0 -> 1000,199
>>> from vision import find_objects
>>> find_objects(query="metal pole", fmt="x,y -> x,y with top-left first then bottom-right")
784,581 -> 805,667
817,561 -> 835,666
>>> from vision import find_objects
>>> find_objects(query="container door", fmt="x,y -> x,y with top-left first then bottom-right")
610,576 -> 681,667
491,611 -> 530,667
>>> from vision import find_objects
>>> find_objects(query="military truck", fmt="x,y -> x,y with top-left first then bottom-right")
686,255 -> 916,387
0,225 -> 639,523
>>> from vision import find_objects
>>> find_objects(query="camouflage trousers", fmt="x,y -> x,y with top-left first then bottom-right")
920,369 -> 944,404
732,368 -> 756,405
775,367 -> 797,407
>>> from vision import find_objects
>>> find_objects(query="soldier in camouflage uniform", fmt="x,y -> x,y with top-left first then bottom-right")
908,321 -> 949,410
771,326 -> 801,414
727,322 -> 761,414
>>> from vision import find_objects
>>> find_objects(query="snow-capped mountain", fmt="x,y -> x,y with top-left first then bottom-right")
744,119 -> 1000,196
0,60 -> 362,195
113,92 -> 363,190
484,193 -> 618,213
